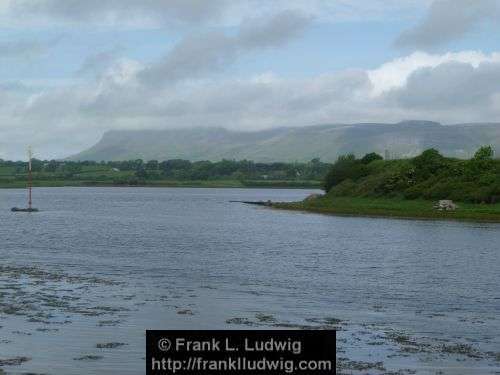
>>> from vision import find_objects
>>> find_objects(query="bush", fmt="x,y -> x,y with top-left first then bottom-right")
412,148 -> 447,180
325,146 -> 500,204
473,146 -> 494,160
360,152 -> 383,164
323,154 -> 367,192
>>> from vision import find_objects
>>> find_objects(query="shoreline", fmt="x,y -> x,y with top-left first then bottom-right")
272,197 -> 500,223
0,180 -> 321,190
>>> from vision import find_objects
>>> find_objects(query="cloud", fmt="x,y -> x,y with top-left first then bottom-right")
76,47 -> 124,77
3,1 -> 500,161
395,0 -> 500,49
388,61 -> 500,110
3,50 -> 500,160
138,10 -> 312,87
226,1 -> 433,25
2,0 -> 430,29
238,10 -> 312,48
89,69 -> 372,120
137,32 -> 236,87
368,51 -> 500,95
7,0 -> 229,27
0,37 -> 60,61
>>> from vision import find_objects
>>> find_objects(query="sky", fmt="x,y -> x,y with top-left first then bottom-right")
1,0 -> 500,160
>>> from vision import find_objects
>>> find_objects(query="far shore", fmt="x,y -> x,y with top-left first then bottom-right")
272,196 -> 500,223
0,179 -> 321,190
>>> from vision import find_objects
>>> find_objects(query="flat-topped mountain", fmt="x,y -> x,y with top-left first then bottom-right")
69,121 -> 500,162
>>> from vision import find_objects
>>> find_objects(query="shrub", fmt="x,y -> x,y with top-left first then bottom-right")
323,154 -> 367,192
360,152 -> 383,164
473,146 -> 494,160
325,147 -> 500,204
412,149 -> 447,180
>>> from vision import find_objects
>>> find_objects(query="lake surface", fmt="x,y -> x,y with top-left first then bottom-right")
0,187 -> 499,375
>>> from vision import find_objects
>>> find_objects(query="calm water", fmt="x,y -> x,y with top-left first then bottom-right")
0,187 -> 499,374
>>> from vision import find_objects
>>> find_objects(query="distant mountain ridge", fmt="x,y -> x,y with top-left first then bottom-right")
69,121 -> 500,162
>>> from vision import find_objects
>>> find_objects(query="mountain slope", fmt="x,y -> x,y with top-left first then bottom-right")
69,121 -> 500,162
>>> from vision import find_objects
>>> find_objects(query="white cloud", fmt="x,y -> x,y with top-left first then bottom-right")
368,51 -> 500,96
387,61 -> 500,110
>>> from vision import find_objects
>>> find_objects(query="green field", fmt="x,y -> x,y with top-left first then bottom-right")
274,196 -> 500,222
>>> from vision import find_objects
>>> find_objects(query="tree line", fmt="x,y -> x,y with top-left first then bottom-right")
323,146 -> 500,204
0,158 -> 331,182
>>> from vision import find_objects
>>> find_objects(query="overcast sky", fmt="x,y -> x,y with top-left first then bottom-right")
1,0 -> 500,160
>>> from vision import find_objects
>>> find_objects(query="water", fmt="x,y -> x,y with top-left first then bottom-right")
0,187 -> 499,374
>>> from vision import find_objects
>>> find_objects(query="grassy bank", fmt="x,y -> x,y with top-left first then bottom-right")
0,179 -> 321,189
273,196 -> 500,222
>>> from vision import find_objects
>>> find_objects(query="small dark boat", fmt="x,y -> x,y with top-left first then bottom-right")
11,207 -> 39,212
11,147 -> 39,213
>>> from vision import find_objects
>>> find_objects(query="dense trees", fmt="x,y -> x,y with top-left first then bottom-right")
323,153 -> 382,192
0,158 -> 331,183
323,147 -> 500,204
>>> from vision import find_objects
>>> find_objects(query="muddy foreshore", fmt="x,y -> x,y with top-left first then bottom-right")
1,264 -> 499,374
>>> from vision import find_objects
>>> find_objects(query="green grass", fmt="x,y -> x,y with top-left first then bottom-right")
274,196 -> 500,223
